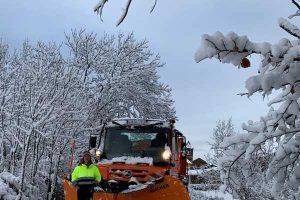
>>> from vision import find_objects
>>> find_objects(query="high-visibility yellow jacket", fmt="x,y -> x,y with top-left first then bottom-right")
71,164 -> 101,183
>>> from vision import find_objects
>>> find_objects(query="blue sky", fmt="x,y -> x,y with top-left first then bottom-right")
0,0 -> 297,158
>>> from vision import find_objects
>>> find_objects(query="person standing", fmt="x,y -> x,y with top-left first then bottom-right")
72,151 -> 101,200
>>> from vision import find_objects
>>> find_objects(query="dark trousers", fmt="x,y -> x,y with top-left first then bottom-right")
77,185 -> 94,200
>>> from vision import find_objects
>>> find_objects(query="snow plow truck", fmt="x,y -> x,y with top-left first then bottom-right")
63,119 -> 191,200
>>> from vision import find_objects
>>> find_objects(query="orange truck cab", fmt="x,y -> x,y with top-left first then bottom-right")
63,119 -> 191,200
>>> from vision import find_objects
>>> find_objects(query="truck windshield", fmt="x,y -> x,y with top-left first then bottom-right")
102,128 -> 168,165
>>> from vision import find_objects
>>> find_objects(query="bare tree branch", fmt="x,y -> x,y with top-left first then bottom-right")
237,92 -> 249,96
292,0 -> 300,10
150,0 -> 157,13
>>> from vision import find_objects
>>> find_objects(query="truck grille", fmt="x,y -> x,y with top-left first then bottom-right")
109,168 -> 148,180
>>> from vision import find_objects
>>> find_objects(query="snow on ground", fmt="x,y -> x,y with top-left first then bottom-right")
0,172 -> 20,200
189,185 -> 234,200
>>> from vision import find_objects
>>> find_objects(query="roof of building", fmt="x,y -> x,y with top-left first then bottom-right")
192,158 -> 208,166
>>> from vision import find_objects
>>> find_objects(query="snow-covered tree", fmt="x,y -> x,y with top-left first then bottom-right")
0,30 -> 174,199
0,41 -> 12,172
65,30 -> 175,125
195,1 -> 300,199
206,119 -> 234,166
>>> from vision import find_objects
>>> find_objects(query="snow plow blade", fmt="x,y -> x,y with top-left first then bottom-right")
63,175 -> 190,200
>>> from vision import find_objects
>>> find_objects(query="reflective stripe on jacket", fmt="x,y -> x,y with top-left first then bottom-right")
71,164 -> 101,182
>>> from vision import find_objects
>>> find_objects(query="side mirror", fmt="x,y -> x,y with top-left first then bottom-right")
181,149 -> 186,157
170,161 -> 175,167
89,136 -> 97,148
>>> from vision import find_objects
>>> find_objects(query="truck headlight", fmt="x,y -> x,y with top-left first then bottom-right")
162,149 -> 171,160
96,150 -> 102,157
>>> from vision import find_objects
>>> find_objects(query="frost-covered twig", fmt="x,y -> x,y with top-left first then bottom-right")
289,0 -> 300,18
278,18 -> 300,39
237,92 -> 249,96
116,0 -> 133,26
94,0 -> 157,26
94,0 -> 134,26
94,0 -> 108,21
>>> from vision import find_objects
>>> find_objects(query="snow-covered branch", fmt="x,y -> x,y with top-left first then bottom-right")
94,0 -> 157,26
196,3 -> 300,199
94,0 -> 108,21
278,17 -> 300,39
116,0 -> 133,27
289,0 -> 300,19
